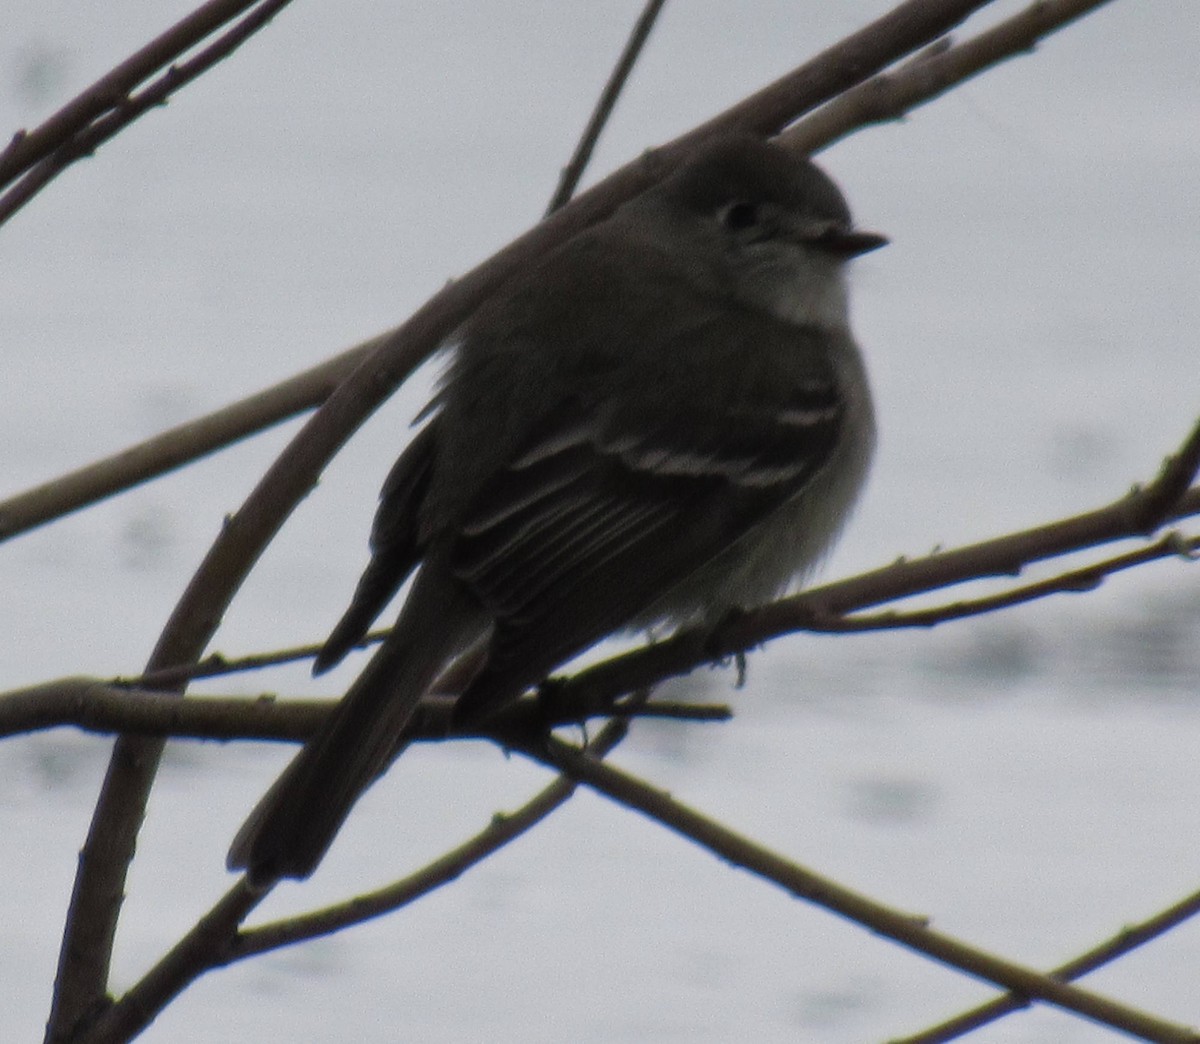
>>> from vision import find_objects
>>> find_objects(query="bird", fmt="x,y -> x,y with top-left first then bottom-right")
228,133 -> 885,884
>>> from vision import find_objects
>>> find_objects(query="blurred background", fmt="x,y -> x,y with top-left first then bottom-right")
2,2 -> 1199,1040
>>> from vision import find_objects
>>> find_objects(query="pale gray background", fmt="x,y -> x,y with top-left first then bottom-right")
2,2 -> 1199,1041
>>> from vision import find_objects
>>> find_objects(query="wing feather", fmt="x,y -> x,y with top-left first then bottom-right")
448,340 -> 846,721
313,420 -> 440,674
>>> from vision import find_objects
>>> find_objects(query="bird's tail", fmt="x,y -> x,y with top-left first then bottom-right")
227,575 -> 485,884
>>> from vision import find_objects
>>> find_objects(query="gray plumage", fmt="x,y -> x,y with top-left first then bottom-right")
228,134 -> 884,883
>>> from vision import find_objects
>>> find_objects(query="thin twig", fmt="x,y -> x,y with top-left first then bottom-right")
518,735 -> 1200,1044
784,0 -> 1118,154
1,0 -> 259,184
545,0 -> 669,214
0,0 -> 298,228
80,704 -> 644,1042
51,4 -> 998,1035
2,0 -> 1036,541
0,339 -> 367,544
812,530 -> 1198,634
894,888 -> 1200,1041
233,706 -> 640,955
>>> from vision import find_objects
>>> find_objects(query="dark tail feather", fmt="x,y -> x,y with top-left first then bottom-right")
229,576 -> 485,883
314,422 -> 439,675
313,551 -> 412,675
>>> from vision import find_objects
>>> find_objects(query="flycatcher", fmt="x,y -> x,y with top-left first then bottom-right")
229,134 -> 886,883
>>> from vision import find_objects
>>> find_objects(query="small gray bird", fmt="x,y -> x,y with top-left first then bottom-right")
228,134 -> 885,883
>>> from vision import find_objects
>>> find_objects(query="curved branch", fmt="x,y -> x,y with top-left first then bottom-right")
7,0 -> 1074,541
50,3 -> 1002,1035
1,0 -> 264,184
5,459 -> 1195,746
80,707 -> 642,1043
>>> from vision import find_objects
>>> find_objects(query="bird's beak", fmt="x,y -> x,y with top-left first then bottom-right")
810,225 -> 889,258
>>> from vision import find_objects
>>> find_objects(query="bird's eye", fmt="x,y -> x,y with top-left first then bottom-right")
719,201 -> 759,231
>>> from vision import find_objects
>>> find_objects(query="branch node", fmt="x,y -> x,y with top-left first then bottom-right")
1165,530 -> 1200,561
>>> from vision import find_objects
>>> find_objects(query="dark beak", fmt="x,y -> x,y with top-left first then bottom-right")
810,226 -> 889,258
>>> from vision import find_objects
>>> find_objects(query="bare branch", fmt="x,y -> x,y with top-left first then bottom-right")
0,341 -> 367,544
515,734 -> 1200,1043
231,707 -> 639,955
811,530 -> 1198,633
545,0 -> 670,214
784,0 -> 1118,153
51,4 -> 1002,1033
0,678 -> 729,742
1129,414 -> 1200,531
897,887 -> 1200,1041
0,0 -> 298,228
132,640 -> 341,689
80,706 -> 643,1042
0,679 -> 324,742
76,880 -> 263,1044
2,1 -> 1020,542
2,0 -> 259,183
551,480 -> 1200,722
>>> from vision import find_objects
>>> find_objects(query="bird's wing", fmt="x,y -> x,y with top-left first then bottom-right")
313,418 -> 440,674
450,325 -> 846,722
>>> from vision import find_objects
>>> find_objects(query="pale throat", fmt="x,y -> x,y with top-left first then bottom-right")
755,260 -> 851,333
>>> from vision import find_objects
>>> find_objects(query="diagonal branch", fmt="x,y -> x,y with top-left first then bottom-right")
78,708 -> 641,1043
517,734 -> 1200,1043
814,529 -> 1198,633
552,482 -> 1200,724
545,0 -> 670,214
896,887 -> 1200,1042
5,456 -> 1195,746
784,0 -> 1118,153
48,4 -> 1003,1037
76,880 -> 264,1044
0,341 -> 365,543
0,0 -> 298,228
9,0 -> 1109,541
233,707 -> 637,955
0,0 -> 264,185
